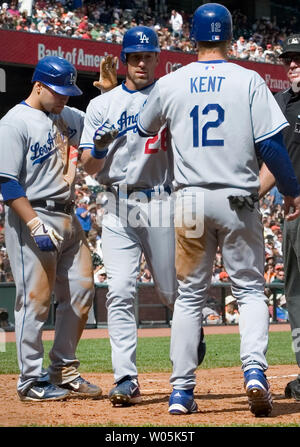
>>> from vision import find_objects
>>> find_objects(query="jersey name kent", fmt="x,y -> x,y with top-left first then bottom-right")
138,61 -> 289,192
190,75 -> 226,93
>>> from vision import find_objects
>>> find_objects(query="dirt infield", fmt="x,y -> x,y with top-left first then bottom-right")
1,324 -> 300,427
1,366 -> 300,427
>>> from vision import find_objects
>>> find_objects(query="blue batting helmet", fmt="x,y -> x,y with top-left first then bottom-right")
32,56 -> 82,96
190,3 -> 232,42
120,26 -> 160,64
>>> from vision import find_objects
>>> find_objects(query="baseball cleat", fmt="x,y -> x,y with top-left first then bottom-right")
18,381 -> 70,402
60,376 -> 102,399
198,327 -> 206,366
168,388 -> 198,415
284,376 -> 300,400
109,376 -> 142,406
244,368 -> 273,417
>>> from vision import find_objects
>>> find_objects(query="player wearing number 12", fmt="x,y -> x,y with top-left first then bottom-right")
138,3 -> 300,417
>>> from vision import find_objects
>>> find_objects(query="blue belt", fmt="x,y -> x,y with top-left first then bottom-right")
107,185 -> 172,199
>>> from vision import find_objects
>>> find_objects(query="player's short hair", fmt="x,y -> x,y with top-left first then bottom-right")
196,41 -> 229,50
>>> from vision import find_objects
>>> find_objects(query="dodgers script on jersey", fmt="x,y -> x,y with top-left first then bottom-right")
79,82 -> 173,189
138,61 -> 289,192
0,103 -> 85,201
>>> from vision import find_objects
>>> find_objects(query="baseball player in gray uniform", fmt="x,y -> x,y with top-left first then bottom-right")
0,56 -> 105,401
137,3 -> 300,417
79,26 -> 178,406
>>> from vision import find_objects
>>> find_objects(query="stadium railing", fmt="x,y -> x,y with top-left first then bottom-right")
0,281 -> 287,330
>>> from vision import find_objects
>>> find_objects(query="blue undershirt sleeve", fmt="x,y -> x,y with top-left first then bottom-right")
256,132 -> 300,197
0,177 -> 26,201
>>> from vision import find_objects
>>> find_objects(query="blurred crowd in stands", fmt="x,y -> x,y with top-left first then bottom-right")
0,0 -> 299,64
0,0 -> 292,324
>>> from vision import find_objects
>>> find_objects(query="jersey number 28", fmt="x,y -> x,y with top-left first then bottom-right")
190,104 -> 224,147
144,126 -> 167,154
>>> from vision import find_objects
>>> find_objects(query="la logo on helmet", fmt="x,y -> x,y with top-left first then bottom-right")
137,32 -> 149,44
69,73 -> 76,85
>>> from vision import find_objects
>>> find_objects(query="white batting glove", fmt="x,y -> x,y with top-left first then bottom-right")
291,68 -> 300,93
171,63 -> 182,72
27,217 -> 64,252
92,120 -> 119,159
292,78 -> 300,93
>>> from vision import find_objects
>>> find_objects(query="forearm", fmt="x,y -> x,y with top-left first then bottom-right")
137,82 -> 164,136
6,196 -> 37,223
81,149 -> 106,175
256,133 -> 300,197
259,163 -> 276,198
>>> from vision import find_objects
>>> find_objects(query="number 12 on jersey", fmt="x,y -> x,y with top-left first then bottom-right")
190,103 -> 224,148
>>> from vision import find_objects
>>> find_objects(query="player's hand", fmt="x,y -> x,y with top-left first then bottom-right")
291,78 -> 300,93
27,216 -> 64,251
93,120 -> 119,151
93,55 -> 118,92
283,195 -> 300,221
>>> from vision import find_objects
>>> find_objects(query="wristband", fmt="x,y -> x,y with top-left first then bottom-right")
91,147 -> 108,159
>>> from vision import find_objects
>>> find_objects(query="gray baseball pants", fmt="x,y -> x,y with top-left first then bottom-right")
5,207 -> 94,393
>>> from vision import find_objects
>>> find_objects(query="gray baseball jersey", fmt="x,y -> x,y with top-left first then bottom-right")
80,82 -> 177,383
138,60 -> 289,389
0,102 -> 94,393
0,102 -> 85,200
79,83 -> 174,189
138,61 -> 289,192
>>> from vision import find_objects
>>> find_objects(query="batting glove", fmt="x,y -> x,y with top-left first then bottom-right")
27,217 -> 64,252
92,120 -> 119,159
292,78 -> 300,93
93,55 -> 118,92
171,63 -> 182,72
